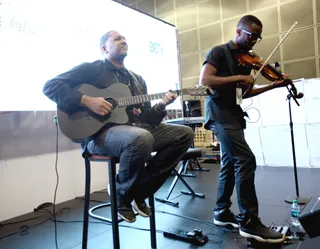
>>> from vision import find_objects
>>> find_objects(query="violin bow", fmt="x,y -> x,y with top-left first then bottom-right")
253,21 -> 298,82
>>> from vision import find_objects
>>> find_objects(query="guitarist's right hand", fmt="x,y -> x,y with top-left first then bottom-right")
81,95 -> 113,116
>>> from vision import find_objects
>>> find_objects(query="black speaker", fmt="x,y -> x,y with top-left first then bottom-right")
298,197 -> 320,238
183,100 -> 201,117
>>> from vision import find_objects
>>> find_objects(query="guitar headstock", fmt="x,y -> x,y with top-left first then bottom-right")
181,85 -> 213,97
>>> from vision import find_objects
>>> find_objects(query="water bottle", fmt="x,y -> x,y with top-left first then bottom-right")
291,199 -> 301,227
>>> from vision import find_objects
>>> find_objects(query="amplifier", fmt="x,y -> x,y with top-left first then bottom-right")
183,100 -> 201,117
298,197 -> 320,238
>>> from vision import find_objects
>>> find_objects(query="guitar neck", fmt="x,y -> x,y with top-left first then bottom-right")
117,90 -> 180,107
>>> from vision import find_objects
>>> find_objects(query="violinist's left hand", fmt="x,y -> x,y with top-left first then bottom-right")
272,73 -> 291,88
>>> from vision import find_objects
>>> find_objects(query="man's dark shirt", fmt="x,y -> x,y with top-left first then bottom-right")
43,59 -> 167,128
203,40 -> 251,129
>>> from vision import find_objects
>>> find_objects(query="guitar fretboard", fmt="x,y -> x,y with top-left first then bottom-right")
117,91 -> 179,107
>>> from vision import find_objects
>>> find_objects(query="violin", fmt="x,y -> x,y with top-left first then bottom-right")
236,51 -> 303,99
236,51 -> 283,82
237,50 -> 306,99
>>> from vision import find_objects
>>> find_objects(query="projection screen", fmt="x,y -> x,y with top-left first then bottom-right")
0,0 -> 182,111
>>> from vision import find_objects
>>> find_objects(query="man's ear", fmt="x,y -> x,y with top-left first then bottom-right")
101,45 -> 108,54
236,29 -> 242,37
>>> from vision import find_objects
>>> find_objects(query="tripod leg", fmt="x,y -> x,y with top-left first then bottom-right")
174,169 -> 205,198
189,158 -> 210,172
180,160 -> 196,177
155,162 -> 185,207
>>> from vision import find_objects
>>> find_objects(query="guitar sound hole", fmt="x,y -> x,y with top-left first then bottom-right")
105,97 -> 118,109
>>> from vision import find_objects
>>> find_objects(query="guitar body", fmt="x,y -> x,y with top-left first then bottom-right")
57,83 -> 132,143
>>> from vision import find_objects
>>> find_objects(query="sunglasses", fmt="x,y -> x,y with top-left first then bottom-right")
241,29 -> 262,42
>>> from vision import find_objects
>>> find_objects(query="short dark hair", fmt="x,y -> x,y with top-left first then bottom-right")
99,30 -> 116,48
236,15 -> 263,29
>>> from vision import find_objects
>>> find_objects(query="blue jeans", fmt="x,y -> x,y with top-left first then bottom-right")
208,121 -> 258,219
86,123 -> 194,204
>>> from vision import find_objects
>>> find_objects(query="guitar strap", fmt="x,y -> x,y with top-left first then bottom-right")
116,68 -> 143,96
127,71 -> 144,96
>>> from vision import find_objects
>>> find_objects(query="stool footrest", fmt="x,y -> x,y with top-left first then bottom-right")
89,203 -> 124,223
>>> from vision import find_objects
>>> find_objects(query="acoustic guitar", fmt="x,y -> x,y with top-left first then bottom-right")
57,83 -> 212,143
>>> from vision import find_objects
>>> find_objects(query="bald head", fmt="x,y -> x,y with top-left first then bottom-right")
237,15 -> 263,30
100,30 -> 118,50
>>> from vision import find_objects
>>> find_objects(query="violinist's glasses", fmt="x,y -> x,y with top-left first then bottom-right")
241,29 -> 262,43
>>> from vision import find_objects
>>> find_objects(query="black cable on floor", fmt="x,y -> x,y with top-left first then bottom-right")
0,217 -> 51,240
53,116 -> 59,249
0,206 -> 237,248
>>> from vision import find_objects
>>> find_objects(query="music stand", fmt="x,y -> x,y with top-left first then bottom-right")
283,84 -> 310,205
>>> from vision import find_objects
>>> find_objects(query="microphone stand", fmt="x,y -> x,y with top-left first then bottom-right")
284,85 -> 310,204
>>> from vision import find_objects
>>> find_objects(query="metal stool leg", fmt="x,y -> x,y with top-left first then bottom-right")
109,159 -> 120,249
85,156 -> 158,249
149,196 -> 157,248
82,157 -> 91,249
88,158 -> 121,248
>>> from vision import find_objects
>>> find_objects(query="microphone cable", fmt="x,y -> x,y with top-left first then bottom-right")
53,115 -> 60,249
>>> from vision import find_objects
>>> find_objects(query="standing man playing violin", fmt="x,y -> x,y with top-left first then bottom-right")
200,15 -> 290,243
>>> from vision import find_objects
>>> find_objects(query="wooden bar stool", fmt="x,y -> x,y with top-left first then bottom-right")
82,152 -> 157,249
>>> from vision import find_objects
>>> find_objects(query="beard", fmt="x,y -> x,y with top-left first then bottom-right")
113,50 -> 127,61
239,40 -> 253,52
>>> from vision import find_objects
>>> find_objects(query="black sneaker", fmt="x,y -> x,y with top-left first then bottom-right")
117,202 -> 136,223
213,209 -> 240,228
239,217 -> 285,243
107,184 -> 136,223
133,199 -> 152,217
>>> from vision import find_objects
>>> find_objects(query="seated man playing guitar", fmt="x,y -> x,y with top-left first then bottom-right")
42,30 -> 194,223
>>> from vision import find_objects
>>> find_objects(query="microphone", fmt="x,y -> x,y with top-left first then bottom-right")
184,101 -> 190,117
273,61 -> 304,100
289,81 -> 304,99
